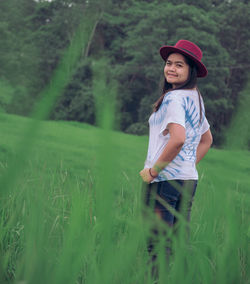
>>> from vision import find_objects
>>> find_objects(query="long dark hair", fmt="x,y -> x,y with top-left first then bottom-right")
153,53 -> 203,123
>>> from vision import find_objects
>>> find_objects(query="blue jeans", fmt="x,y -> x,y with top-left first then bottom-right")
142,180 -> 197,276
143,179 -> 197,226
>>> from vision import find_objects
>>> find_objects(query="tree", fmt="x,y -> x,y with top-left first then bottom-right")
0,0 -> 42,114
51,59 -> 95,124
98,1 -> 232,143
0,0 -> 248,146
215,1 -> 250,104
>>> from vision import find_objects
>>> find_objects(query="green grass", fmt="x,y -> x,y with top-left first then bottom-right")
0,112 -> 249,284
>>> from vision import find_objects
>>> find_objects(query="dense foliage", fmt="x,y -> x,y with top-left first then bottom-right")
0,0 -> 249,145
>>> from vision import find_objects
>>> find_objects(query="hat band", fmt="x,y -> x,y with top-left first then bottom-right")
179,47 -> 199,60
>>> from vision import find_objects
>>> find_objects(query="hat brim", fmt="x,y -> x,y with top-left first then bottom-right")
159,46 -> 208,78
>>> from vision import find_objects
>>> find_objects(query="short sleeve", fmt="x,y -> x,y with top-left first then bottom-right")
201,116 -> 210,135
159,95 -> 185,135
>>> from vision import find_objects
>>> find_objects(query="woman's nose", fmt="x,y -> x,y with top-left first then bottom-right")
169,65 -> 176,72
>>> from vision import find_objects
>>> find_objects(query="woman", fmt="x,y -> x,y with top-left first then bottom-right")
139,40 -> 213,260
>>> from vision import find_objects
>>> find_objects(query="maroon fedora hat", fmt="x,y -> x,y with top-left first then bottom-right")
159,39 -> 208,78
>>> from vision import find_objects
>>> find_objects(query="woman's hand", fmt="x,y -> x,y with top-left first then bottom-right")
139,168 -> 155,183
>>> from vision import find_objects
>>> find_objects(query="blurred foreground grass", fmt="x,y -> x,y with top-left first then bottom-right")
0,113 -> 249,283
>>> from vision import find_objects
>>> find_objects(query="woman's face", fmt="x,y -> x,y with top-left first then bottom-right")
164,53 -> 190,88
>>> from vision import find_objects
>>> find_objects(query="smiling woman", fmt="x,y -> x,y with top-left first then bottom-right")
139,39 -> 213,277
164,53 -> 190,88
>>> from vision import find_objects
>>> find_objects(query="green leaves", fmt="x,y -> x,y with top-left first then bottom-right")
0,79 -> 15,112
99,1 -> 234,140
0,0 -> 249,145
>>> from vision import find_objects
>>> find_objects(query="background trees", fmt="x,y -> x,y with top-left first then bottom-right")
0,0 -> 249,146
95,0 -> 239,143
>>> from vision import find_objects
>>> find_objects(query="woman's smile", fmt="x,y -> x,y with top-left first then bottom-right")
167,73 -> 178,77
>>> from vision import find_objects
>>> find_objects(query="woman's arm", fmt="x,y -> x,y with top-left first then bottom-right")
140,123 -> 185,183
196,129 -> 213,164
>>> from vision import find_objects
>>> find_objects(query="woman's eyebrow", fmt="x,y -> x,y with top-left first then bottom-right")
174,60 -> 185,64
166,59 -> 185,64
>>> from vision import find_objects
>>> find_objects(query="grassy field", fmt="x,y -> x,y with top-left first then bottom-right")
0,112 -> 249,284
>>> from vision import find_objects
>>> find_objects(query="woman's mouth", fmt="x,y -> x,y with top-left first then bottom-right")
167,73 -> 178,77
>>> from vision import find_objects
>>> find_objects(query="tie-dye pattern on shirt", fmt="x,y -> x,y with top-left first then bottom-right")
144,89 -> 210,181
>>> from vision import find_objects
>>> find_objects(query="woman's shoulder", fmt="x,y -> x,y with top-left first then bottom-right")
164,89 -> 197,100
173,89 -> 197,95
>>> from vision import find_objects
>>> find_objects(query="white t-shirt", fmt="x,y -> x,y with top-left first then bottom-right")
144,89 -> 210,181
